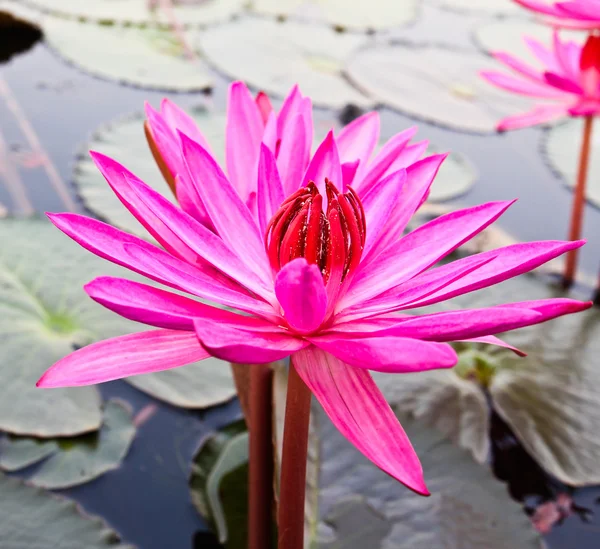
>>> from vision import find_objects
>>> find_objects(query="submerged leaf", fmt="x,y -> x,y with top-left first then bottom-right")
0,400 -> 136,489
0,473 -> 134,548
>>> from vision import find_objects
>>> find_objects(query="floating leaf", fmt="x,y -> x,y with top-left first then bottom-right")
345,45 -> 534,133
251,0 -> 419,31
189,421 -> 249,546
543,118 -> 600,208
22,0 -> 244,26
474,20 -> 583,60
438,0 -> 522,15
74,108 -> 225,236
0,218 -> 235,430
0,400 -> 136,489
198,18 -> 371,108
43,17 -> 212,91
0,473 -> 134,548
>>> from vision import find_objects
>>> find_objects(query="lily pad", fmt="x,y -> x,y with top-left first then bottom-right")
438,0 -> 522,15
251,0 -> 419,31
474,20 -> 583,60
198,18 -> 371,108
543,118 -> 600,208
22,0 -> 244,26
0,400 -> 136,489
189,421 -> 249,546
0,473 -> 134,548
43,17 -> 212,91
74,108 -> 225,237
0,217 -> 236,434
345,45 -> 534,133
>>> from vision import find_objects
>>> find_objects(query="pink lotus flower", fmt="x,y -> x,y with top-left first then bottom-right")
38,82 -> 590,494
481,33 -> 600,130
514,0 -> 600,29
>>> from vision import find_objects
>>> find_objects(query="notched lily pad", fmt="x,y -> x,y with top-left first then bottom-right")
251,0 -> 419,32
198,18 -> 371,108
543,118 -> 600,208
0,399 -> 136,489
345,45 -> 534,133
0,473 -> 134,548
43,17 -> 213,91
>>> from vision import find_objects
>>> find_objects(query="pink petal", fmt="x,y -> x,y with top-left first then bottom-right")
257,143 -> 285,236
492,51 -> 545,82
558,0 -> 600,19
194,319 -> 308,363
460,335 -> 526,356
355,126 -> 417,195
85,276 -> 278,330
277,114 -> 309,196
175,173 -> 212,228
262,111 -> 278,153
337,112 -> 380,181
180,133 -> 271,282
345,201 -> 514,309
160,98 -> 211,152
543,71 -> 583,94
125,174 -> 273,299
497,104 -> 569,131
292,347 -> 429,494
274,259 -> 327,333
144,102 -> 182,180
302,130 -> 343,194
480,71 -> 567,98
255,91 -> 273,125
524,37 -> 563,74
513,0 -> 564,16
226,81 -> 264,201
381,140 -> 429,179
341,159 -> 360,189
309,334 -> 457,373
47,212 -> 273,317
37,330 -> 209,387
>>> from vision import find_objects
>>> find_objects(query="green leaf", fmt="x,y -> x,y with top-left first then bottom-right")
309,405 -> 542,548
345,45 -> 534,133
251,0 -> 419,31
543,118 -> 600,208
198,18 -> 371,108
0,399 -> 136,489
0,217 -> 235,432
73,108 -> 225,237
43,17 -> 213,91
21,0 -> 244,26
189,421 -> 249,546
0,472 -> 135,548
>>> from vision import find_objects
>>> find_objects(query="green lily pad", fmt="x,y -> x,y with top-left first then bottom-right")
74,108 -> 225,237
345,45 -> 534,133
0,217 -> 236,433
438,0 -> 522,15
0,473 -> 134,548
189,421 -> 249,546
543,118 -> 600,208
198,18 -> 371,108
43,17 -> 212,91
474,20 -> 583,60
0,400 -> 135,489
251,0 -> 419,31
21,0 -> 244,26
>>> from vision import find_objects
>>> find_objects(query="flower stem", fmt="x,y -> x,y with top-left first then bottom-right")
278,360 -> 311,549
563,115 -> 594,288
594,265 -> 600,306
248,364 -> 274,549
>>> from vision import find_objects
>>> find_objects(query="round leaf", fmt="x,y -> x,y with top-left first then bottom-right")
345,45 -> 534,133
21,0 -> 244,26
0,473 -> 134,548
43,17 -> 213,91
0,399 -> 136,489
251,0 -> 419,31
543,118 -> 600,208
198,18 -> 371,108
74,108 -> 225,237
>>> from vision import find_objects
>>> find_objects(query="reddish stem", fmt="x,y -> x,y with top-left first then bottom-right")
248,364 -> 274,549
594,265 -> 600,306
563,115 -> 594,288
277,360 -> 311,549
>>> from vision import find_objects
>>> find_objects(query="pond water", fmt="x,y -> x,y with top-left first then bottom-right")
1,3 -> 600,548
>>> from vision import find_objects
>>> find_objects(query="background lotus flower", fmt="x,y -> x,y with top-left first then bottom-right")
514,0 -> 600,29
481,32 -> 600,130
38,81 -> 590,496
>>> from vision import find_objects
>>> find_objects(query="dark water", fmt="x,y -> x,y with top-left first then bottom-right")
1,16 -> 600,549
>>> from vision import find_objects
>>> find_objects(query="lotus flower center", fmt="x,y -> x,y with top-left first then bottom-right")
265,180 -> 366,283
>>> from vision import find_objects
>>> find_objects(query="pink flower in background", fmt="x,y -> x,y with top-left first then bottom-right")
38,81 -> 590,494
481,33 -> 600,130
514,0 -> 600,28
